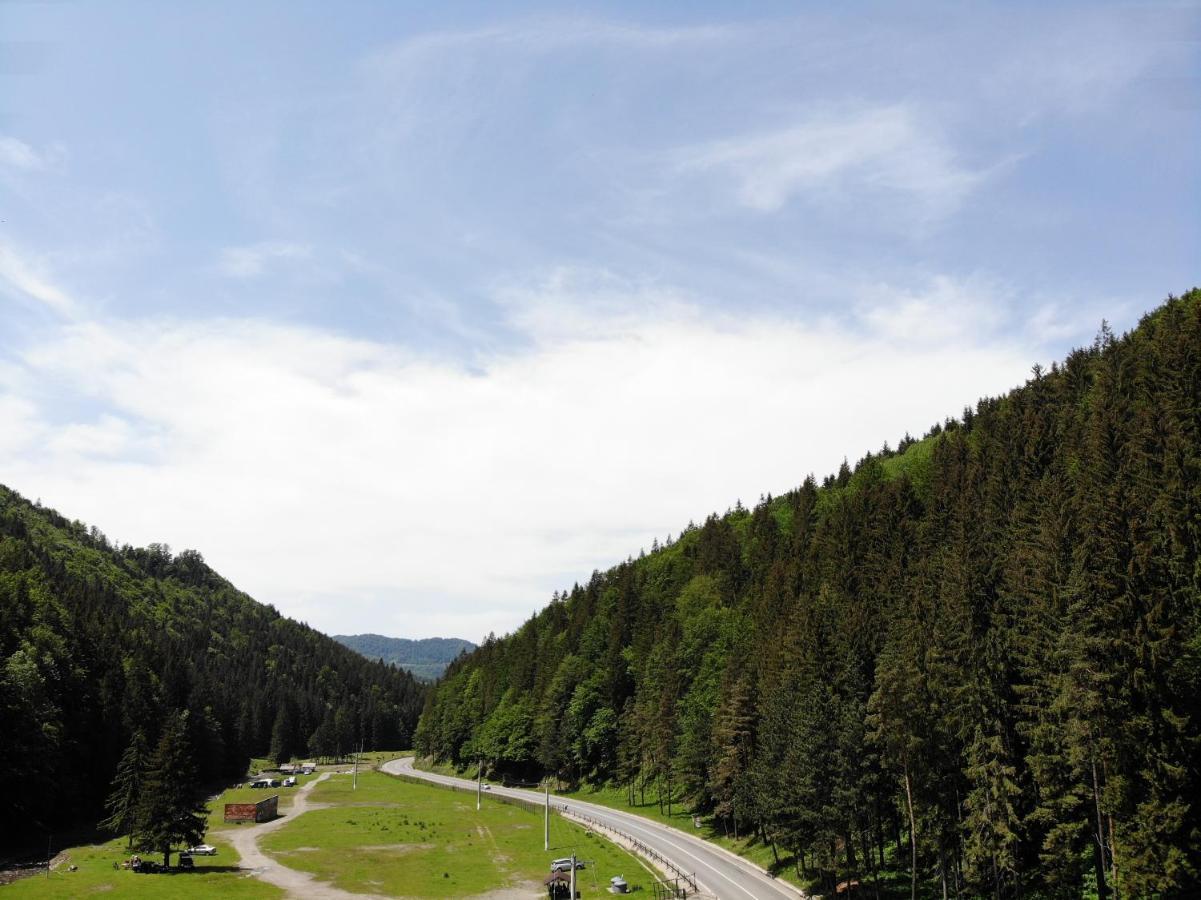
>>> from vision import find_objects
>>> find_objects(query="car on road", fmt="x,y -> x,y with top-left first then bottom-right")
187,844 -> 217,856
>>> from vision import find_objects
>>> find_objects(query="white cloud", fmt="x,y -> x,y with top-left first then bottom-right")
855,275 -> 1009,345
676,104 -> 987,218
0,135 -> 67,172
217,241 -> 310,278
2,276 -> 1040,641
0,136 -> 42,170
0,243 -> 79,317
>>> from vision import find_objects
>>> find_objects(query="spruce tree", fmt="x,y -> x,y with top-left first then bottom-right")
99,730 -> 147,849
135,711 -> 208,867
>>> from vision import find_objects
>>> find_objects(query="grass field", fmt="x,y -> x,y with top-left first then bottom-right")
259,769 -> 652,897
0,831 -> 281,899
0,771 -> 329,898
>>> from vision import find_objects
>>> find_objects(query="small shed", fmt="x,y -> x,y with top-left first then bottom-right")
224,794 -> 279,824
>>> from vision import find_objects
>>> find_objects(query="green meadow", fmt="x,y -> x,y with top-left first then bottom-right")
0,831 -> 280,899
259,769 -> 652,897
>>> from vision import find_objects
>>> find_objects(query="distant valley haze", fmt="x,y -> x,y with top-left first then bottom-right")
0,1 -> 1195,640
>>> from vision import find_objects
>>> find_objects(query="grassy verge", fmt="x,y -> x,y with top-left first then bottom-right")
412,755 -> 470,778
561,781 -> 918,896
0,831 -> 281,899
259,769 -> 652,898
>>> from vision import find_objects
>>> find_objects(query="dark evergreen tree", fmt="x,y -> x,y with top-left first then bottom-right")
99,730 -> 148,849
135,711 -> 208,866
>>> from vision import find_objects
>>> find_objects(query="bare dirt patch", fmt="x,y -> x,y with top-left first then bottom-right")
468,883 -> 543,899
356,843 -> 435,854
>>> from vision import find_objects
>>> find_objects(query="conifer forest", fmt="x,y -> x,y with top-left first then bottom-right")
417,291 -> 1201,897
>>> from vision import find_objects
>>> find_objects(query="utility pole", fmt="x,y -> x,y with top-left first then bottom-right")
353,739 -> 364,791
544,782 -> 550,851
569,852 -> 576,900
477,758 -> 482,811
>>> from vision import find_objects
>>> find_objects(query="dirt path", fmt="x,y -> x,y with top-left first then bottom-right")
224,773 -> 386,900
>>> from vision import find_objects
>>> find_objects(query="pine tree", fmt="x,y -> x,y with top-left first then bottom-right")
135,711 -> 208,867
99,730 -> 147,849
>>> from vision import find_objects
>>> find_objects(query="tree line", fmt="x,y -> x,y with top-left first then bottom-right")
0,488 -> 427,851
417,290 -> 1201,897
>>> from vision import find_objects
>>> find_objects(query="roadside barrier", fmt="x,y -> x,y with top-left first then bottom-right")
562,808 -> 698,895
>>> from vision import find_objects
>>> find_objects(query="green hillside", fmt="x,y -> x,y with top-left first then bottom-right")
0,489 -> 427,851
417,290 -> 1201,897
331,634 -> 476,680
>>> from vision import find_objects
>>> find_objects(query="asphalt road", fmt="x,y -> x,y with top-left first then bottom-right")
381,756 -> 804,900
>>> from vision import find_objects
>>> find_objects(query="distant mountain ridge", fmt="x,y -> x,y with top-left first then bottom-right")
332,634 -> 476,680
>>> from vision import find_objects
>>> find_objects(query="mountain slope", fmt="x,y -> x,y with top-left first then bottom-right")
0,488 -> 427,848
416,290 -> 1201,897
332,634 -> 476,680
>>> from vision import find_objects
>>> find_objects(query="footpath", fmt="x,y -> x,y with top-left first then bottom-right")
224,772 -> 386,900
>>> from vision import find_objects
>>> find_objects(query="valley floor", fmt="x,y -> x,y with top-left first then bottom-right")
1,757 -> 648,899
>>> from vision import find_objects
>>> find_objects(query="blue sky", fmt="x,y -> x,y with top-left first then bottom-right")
1,2 -> 1197,639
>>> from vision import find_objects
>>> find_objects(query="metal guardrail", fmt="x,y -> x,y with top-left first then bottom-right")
562,807 -> 698,895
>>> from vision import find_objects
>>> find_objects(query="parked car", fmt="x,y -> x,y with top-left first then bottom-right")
282,776 -> 296,787
551,858 -> 585,872
187,844 -> 217,856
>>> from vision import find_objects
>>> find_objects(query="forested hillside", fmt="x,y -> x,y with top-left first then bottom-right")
0,489 -> 426,849
417,291 -> 1201,897
332,634 -> 475,680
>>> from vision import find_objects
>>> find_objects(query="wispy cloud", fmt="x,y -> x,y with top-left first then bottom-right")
675,104 -> 988,218
0,136 -> 42,170
0,242 -> 79,317
0,135 -> 66,172
217,241 -> 311,279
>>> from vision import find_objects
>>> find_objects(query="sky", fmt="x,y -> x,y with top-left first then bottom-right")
1,1 -> 1198,641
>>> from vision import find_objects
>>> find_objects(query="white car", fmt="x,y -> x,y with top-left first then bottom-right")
187,844 -> 217,856
283,776 -> 296,787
